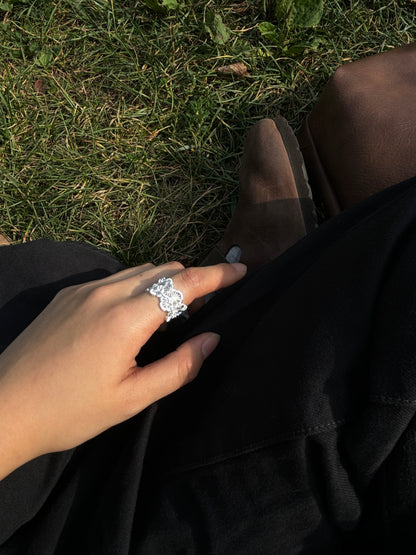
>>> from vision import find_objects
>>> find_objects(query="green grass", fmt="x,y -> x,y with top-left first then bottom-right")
0,0 -> 415,266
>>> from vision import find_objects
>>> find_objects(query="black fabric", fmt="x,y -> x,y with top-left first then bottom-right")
2,178 -> 416,553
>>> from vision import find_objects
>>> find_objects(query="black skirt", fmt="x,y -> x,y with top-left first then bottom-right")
1,177 -> 416,554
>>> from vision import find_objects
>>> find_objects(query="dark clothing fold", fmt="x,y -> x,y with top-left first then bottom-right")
2,177 -> 416,553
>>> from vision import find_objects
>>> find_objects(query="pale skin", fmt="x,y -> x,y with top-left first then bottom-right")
0,260 -> 247,481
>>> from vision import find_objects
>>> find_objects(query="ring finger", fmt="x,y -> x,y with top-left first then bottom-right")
128,262 -> 247,343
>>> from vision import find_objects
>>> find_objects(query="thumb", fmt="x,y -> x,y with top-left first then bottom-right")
121,332 -> 221,412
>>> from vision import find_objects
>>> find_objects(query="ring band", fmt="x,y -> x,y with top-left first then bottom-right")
146,277 -> 188,322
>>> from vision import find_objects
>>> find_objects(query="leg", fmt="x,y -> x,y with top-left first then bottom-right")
133,176 -> 416,553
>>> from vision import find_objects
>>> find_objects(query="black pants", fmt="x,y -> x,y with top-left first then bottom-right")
2,177 -> 416,554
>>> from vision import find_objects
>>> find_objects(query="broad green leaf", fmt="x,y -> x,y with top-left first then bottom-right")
0,2 -> 13,11
205,12 -> 230,45
257,21 -> 280,45
283,42 -> 309,56
35,48 -> 54,68
275,0 -> 324,28
162,0 -> 178,8
309,36 -> 327,49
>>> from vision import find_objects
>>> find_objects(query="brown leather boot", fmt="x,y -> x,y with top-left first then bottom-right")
298,43 -> 416,218
199,117 -> 317,273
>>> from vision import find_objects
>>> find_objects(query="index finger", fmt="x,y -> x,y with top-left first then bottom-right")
132,262 -> 247,343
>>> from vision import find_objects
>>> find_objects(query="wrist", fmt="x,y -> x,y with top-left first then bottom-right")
0,379 -> 42,481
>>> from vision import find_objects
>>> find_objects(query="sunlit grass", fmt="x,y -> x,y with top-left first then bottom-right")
0,0 -> 414,266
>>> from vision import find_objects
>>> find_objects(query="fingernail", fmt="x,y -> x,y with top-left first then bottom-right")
201,333 -> 221,360
231,262 -> 247,273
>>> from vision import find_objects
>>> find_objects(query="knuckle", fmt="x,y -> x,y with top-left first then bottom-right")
55,283 -> 87,302
180,267 -> 201,290
166,261 -> 185,272
54,287 -> 69,299
58,282 -> 82,295
84,284 -> 112,305
175,355 -> 194,385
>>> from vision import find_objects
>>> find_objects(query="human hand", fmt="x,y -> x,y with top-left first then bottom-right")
0,261 -> 247,476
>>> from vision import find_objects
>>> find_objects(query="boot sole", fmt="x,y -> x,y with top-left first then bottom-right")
271,116 -> 318,234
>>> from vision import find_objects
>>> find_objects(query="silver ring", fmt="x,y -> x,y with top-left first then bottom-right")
146,277 -> 188,322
